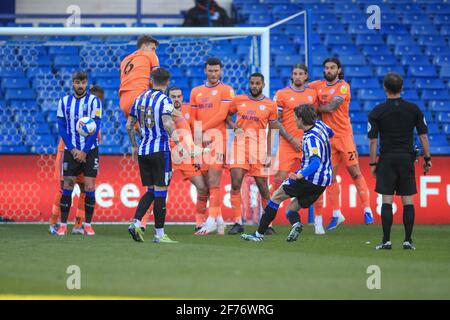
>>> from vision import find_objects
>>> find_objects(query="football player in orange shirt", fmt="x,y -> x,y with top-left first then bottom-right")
49,84 -> 104,235
190,58 -> 235,235
226,73 -> 278,235
272,64 -> 328,234
119,35 -> 159,119
309,58 -> 374,230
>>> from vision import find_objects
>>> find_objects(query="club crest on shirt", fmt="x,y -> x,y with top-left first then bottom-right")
240,103 -> 247,108
290,97 -> 295,101
308,95 -> 313,102
340,86 -> 348,94
259,105 -> 266,111
184,113 -> 190,120
330,89 -> 335,94
212,90 -> 218,96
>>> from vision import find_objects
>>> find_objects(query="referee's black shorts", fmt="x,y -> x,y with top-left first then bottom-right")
282,178 -> 326,208
375,153 -> 417,196
138,151 -> 172,187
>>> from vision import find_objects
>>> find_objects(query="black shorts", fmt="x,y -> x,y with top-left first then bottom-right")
375,153 -> 417,196
63,147 -> 99,178
138,151 -> 172,187
282,178 -> 326,208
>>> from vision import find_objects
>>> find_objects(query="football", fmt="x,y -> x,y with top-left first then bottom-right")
76,117 -> 96,137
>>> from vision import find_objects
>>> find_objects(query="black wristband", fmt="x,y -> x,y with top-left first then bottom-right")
424,156 -> 431,163
369,162 -> 377,166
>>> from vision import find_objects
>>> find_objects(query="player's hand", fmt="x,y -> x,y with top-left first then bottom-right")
263,154 -> 272,168
78,151 -> 87,163
423,160 -> 432,174
290,138 -> 302,152
234,127 -> 244,136
202,132 -> 212,147
131,146 -> 138,162
370,165 -> 377,177
71,149 -> 81,162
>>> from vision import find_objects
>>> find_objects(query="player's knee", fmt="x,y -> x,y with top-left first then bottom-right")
351,173 -> 362,180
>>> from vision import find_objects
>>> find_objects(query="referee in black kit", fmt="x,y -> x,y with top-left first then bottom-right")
368,72 -> 432,250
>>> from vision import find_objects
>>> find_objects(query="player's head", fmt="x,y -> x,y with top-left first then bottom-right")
89,85 -> 104,101
383,72 -> 403,96
249,73 -> 265,98
151,67 -> 171,91
137,35 -> 159,52
168,86 -> 183,109
204,57 -> 222,84
294,104 -> 317,130
291,64 -> 308,87
72,71 -> 88,97
323,57 -> 344,82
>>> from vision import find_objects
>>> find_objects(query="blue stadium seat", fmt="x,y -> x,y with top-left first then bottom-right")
48,46 -> 79,55
387,35 -> 415,46
415,79 -> 446,90
350,111 -> 369,123
408,65 -> 437,77
433,55 -> 450,67
347,23 -> 374,35
357,89 -> 385,101
350,78 -> 379,89
443,124 -> 450,134
410,24 -> 438,35
422,89 -> 450,101
353,134 -> 369,147
271,44 -> 297,56
312,13 -> 340,24
401,55 -> 430,66
91,70 -> 119,78
417,35 -> 447,46
440,66 -> 450,79
355,34 -> 385,46
425,46 -> 450,56
274,55 -> 299,67
339,55 -> 366,66
394,45 -> 423,56
369,55 -> 397,66
324,34 -> 353,46
429,146 -> 450,155
433,14 -> 450,25
1,78 -> 29,89
5,89 -> 36,100
375,66 -> 405,76
10,100 -> 38,110
101,23 -> 127,28
440,25 -> 450,36
53,55 -> 81,68
346,66 -> 373,78
24,134 -> 55,147
427,123 -> 441,135
362,101 -> 379,112
0,146 -> 29,154
316,24 -> 345,34
428,134 -> 449,146
361,45 -> 391,56
30,145 -> 57,154
353,123 -> 368,134
402,13 -> 433,25
99,146 -> 123,154
95,78 -> 120,90
437,112 -> 450,122
426,3 -> 450,14
393,3 -> 423,13
0,68 -> 25,78
402,90 -> 420,101
331,44 -> 360,57
248,14 -> 272,26
20,123 -> 51,135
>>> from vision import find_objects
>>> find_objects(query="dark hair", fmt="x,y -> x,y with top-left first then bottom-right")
137,35 -> 159,49
72,71 -> 88,81
151,67 -> 171,86
89,84 -> 104,95
294,104 -> 317,126
250,72 -> 264,82
205,57 -> 223,68
168,86 -> 182,95
323,57 -> 344,79
383,72 -> 403,94
291,63 -> 308,82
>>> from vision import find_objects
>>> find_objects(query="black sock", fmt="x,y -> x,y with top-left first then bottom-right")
134,189 -> 155,221
286,210 -> 301,225
403,205 -> 415,243
60,189 -> 73,224
258,200 -> 279,235
381,203 -> 393,243
153,191 -> 167,229
84,191 -> 95,224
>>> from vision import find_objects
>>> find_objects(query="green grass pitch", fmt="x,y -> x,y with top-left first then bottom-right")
0,224 -> 449,299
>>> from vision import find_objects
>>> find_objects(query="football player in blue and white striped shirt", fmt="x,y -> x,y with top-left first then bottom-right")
55,71 -> 102,236
126,68 -> 185,244
242,104 -> 333,242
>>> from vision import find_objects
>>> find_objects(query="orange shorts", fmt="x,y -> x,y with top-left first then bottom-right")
201,136 -> 227,172
120,90 -> 145,117
229,141 -> 269,177
55,150 -> 85,183
331,134 -> 359,167
173,163 -> 202,180
275,139 -> 303,173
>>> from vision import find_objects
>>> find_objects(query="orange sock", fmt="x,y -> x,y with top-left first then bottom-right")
208,187 -> 221,219
50,189 -> 62,225
270,177 -> 283,196
327,182 -> 340,211
230,189 -> 242,224
354,175 -> 370,208
314,194 -> 324,216
74,193 -> 85,228
195,194 -> 208,227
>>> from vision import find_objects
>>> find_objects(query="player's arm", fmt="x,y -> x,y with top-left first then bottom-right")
269,119 -> 301,152
318,96 -> 344,113
126,115 -> 139,161
290,136 -> 321,180
81,98 -> 102,159
57,98 -> 78,156
415,107 -> 432,173
201,101 -> 231,131
368,111 -> 379,176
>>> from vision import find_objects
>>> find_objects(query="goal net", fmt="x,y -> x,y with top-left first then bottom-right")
0,18 -> 310,224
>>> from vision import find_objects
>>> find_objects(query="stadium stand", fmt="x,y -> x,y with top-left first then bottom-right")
0,0 -> 449,156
